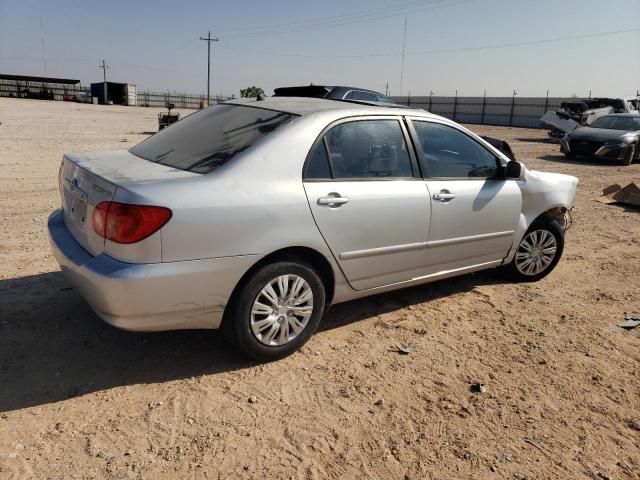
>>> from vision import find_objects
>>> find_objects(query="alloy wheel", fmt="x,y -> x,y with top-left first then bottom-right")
515,229 -> 558,276
250,275 -> 314,346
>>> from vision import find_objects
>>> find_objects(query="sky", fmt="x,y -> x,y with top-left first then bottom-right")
1,0 -> 639,98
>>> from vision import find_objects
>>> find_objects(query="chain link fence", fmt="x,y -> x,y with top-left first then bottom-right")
391,95 -> 588,128
135,90 -> 213,109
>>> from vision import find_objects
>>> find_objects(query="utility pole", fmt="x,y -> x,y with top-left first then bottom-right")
98,59 -> 109,104
199,30 -> 219,106
385,82 -> 389,96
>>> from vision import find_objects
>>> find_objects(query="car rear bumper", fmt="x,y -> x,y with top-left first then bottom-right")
47,209 -> 260,332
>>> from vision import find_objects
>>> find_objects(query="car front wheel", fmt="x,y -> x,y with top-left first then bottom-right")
224,261 -> 326,361
621,142 -> 637,166
505,218 -> 564,282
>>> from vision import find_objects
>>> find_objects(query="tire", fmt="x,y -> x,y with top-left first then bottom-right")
504,217 -> 564,282
564,151 -> 576,159
223,261 -> 326,361
621,143 -> 636,166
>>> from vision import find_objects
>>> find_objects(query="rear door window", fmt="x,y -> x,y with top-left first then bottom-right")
322,119 -> 413,179
130,104 -> 295,174
305,141 -> 332,179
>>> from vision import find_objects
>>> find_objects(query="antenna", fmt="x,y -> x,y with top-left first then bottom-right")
39,18 -> 47,73
399,17 -> 407,96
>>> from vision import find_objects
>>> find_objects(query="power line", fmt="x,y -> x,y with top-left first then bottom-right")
219,0 -> 476,37
217,27 -> 640,59
219,0 -> 449,34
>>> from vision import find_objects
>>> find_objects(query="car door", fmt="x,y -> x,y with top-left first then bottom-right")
408,118 -> 522,273
303,117 -> 430,291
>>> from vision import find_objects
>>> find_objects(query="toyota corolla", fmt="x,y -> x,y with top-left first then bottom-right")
48,97 -> 578,360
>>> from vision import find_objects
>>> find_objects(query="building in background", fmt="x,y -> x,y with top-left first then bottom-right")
0,73 -> 82,101
90,82 -> 137,106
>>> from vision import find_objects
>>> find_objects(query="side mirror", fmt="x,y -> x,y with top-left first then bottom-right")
505,161 -> 522,179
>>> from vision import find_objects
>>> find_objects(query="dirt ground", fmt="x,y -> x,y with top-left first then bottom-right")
0,97 -> 639,480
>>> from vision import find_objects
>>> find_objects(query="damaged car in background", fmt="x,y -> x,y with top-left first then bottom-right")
48,97 -> 578,361
561,114 -> 640,165
541,97 -> 639,142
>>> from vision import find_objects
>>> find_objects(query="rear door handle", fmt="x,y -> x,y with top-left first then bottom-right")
433,191 -> 456,201
317,195 -> 349,206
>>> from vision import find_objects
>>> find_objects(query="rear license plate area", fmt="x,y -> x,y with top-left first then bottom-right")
70,194 -> 87,226
64,180 -> 88,229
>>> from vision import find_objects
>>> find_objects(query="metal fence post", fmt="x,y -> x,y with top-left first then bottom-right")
509,90 -> 517,126
480,90 -> 486,124
428,91 -> 433,112
453,89 -> 458,121
544,90 -> 549,112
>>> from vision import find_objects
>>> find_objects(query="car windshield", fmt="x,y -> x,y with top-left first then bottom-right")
590,116 -> 640,131
130,104 -> 295,174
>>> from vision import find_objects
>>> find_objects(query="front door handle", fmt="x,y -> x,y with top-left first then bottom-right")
317,195 -> 349,206
433,190 -> 456,202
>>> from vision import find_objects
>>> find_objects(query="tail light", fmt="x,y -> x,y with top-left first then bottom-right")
92,201 -> 172,244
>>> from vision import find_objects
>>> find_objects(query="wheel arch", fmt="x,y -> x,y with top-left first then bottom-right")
505,207 -> 567,264
221,246 -> 336,327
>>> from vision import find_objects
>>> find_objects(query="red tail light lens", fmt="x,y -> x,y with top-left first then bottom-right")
92,201 -> 172,244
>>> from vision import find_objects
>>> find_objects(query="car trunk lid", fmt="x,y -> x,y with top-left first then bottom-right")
58,149 -> 198,256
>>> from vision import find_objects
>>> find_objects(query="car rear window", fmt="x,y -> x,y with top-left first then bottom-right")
130,104 -> 295,174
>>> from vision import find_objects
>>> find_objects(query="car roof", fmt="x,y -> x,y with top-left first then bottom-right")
222,96 -> 431,118
274,85 -> 387,95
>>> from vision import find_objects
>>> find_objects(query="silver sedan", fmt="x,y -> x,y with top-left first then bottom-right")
48,97 -> 578,360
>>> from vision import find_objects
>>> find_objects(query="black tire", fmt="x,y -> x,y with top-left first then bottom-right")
223,261 -> 326,361
621,143 -> 636,166
564,151 -> 576,159
504,217 -> 564,282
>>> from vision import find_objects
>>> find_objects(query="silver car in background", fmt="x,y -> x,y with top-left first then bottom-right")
48,97 -> 578,360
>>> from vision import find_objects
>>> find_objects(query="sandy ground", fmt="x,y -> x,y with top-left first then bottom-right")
0,97 -> 639,480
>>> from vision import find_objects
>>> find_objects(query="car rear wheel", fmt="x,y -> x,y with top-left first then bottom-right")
505,218 -> 564,282
564,152 -> 576,159
224,261 -> 326,361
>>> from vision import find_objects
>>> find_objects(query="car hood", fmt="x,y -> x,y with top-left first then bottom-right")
569,127 -> 638,142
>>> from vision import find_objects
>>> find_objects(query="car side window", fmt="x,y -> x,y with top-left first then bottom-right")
305,141 -> 332,179
375,94 -> 395,104
412,121 -> 499,178
324,120 -> 413,179
345,90 -> 376,102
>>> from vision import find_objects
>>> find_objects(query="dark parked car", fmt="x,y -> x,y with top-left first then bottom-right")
560,114 -> 640,165
273,85 -> 395,104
